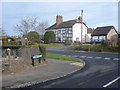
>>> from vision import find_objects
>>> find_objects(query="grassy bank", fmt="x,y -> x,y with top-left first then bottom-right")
39,43 -> 64,48
47,52 -> 81,62
72,44 -> 119,53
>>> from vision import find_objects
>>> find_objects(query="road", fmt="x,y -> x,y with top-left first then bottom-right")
25,48 -> 120,88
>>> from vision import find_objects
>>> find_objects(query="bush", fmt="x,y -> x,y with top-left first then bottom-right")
24,31 -> 41,43
44,31 -> 56,44
74,41 -> 80,45
2,52 -> 7,58
39,45 -> 46,60
117,39 -> 120,53
101,40 -> 108,47
117,39 -> 120,46
64,40 -> 72,45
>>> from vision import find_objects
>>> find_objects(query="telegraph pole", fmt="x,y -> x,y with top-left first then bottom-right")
81,9 -> 83,44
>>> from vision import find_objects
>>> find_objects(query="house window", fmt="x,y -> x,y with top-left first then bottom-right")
57,30 -> 61,34
99,36 -> 105,41
68,34 -> 72,38
65,30 -> 68,34
68,30 -> 72,33
58,38 -> 61,41
58,34 -> 61,37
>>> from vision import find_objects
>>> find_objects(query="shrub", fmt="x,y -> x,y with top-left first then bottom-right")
39,45 -> 46,60
117,39 -> 120,46
117,39 -> 120,53
74,41 -> 80,45
2,52 -> 7,58
101,40 -> 108,47
44,31 -> 56,44
24,31 -> 41,43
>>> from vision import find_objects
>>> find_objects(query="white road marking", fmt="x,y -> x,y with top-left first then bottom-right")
70,62 -> 83,66
87,56 -> 93,59
113,58 -> 120,60
95,57 -> 102,59
103,76 -> 120,87
81,56 -> 86,58
104,58 -> 110,60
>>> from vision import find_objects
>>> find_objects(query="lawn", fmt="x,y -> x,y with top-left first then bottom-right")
46,52 -> 81,62
38,43 -> 64,48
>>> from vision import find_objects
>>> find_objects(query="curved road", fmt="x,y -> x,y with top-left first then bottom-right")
26,48 -> 119,88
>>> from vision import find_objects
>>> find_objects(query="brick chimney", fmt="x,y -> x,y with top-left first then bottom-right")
56,15 -> 63,25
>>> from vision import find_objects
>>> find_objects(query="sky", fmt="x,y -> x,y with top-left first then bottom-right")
1,1 -> 118,36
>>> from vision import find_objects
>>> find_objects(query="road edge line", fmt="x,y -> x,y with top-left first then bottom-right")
103,76 -> 120,87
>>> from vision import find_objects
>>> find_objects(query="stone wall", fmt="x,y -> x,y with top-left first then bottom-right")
2,46 -> 42,75
18,46 -> 41,60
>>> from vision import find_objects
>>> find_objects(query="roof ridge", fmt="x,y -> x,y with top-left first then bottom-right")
96,25 -> 114,28
62,19 -> 77,23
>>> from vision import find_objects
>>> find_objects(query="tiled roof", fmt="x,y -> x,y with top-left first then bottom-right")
45,19 -> 87,30
91,26 -> 116,36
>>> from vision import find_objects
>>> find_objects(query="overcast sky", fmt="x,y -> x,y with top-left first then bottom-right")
1,2 -> 118,36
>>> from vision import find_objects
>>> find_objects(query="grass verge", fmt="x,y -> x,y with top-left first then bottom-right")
46,52 -> 81,62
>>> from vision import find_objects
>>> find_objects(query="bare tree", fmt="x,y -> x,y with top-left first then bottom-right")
15,17 -> 49,36
35,21 -> 49,35
15,17 -> 38,35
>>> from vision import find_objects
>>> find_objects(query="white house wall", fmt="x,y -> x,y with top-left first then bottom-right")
86,33 -> 91,42
72,23 -> 88,43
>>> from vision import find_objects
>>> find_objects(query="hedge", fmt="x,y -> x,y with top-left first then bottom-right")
1,45 -> 25,49
39,45 -> 46,60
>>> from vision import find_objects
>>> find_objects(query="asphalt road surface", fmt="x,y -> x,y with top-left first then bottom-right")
25,50 -> 120,88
